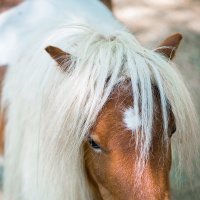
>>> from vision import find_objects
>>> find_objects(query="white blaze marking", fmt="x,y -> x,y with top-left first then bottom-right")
123,108 -> 141,132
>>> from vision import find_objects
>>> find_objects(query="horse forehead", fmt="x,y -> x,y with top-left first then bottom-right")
107,83 -> 142,133
91,82 -> 167,151
92,82 -> 133,135
93,82 -> 162,136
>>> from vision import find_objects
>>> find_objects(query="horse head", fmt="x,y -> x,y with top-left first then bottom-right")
45,33 -> 182,200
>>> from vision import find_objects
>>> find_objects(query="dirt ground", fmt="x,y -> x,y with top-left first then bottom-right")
0,0 -> 200,199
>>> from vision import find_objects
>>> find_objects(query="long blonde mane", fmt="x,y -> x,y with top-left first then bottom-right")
2,0 -> 199,199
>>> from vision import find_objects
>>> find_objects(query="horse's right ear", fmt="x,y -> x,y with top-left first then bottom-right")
155,33 -> 183,60
45,46 -> 72,72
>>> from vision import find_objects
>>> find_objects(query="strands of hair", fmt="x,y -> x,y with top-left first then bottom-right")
2,0 -> 199,199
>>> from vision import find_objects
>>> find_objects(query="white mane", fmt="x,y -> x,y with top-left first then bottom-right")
2,0 -> 199,199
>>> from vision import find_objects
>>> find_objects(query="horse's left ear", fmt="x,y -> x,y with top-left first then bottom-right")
155,33 -> 183,60
45,46 -> 71,72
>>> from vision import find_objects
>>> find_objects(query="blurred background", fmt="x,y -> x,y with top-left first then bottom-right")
0,0 -> 200,199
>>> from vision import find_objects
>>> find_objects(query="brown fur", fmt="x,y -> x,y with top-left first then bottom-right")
84,82 -> 174,200
45,46 -> 71,72
156,33 -> 183,60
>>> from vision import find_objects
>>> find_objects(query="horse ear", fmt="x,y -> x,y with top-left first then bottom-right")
155,33 -> 183,60
45,46 -> 71,72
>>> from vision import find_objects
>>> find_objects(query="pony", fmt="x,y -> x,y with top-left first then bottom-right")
1,0 -> 199,199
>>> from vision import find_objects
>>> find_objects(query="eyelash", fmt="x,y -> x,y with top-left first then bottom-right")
87,137 -> 102,153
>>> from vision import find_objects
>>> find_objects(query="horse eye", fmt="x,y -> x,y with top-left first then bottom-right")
88,137 -> 102,152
